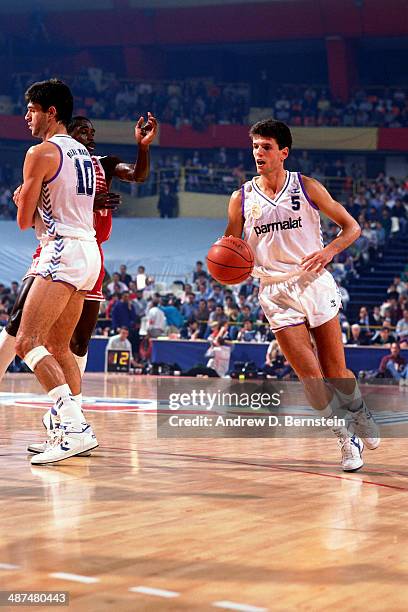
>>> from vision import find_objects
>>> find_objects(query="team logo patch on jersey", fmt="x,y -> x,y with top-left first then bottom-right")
250,202 -> 262,220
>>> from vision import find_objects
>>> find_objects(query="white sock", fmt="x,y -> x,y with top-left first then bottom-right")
48,384 -> 84,429
0,329 -> 17,382
331,383 -> 363,413
72,393 -> 82,407
73,353 -> 88,378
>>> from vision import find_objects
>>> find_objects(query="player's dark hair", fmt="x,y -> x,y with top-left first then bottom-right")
249,119 -> 292,151
25,79 -> 73,127
67,115 -> 92,133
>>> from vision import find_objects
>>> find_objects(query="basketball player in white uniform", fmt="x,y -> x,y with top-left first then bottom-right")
14,79 -> 101,465
225,119 -> 379,471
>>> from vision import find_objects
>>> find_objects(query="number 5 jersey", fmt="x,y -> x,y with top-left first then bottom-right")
242,171 -> 324,283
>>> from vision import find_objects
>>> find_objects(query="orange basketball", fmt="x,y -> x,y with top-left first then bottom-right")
206,236 -> 254,285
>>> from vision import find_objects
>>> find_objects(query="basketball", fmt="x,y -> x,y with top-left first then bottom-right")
206,236 -> 254,284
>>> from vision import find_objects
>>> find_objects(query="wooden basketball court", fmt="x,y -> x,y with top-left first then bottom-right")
1,373 -> 408,611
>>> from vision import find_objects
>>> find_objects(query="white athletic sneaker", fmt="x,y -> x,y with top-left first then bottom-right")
27,408 -> 91,456
338,435 -> 364,472
31,424 -> 98,465
349,403 -> 380,450
27,438 -> 93,457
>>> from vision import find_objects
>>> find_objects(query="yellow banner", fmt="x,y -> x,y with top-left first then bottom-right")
291,127 -> 377,151
93,120 -> 160,146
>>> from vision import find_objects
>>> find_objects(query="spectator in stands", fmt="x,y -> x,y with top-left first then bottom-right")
193,260 -> 209,283
107,272 -> 129,296
208,283 -> 224,305
369,326 -> 397,347
106,326 -> 133,353
348,323 -> 369,346
136,265 -> 147,290
378,342 -> 407,380
356,306 -> 375,332
396,309 -> 408,343
160,296 -> 184,333
194,298 -> 209,338
209,304 -> 228,327
132,290 -> 147,317
181,320 -> 201,340
119,264 -> 132,287
237,319 -> 257,342
157,183 -> 177,218
111,292 -> 138,332
146,295 -> 166,338
180,292 -> 196,321
196,280 -> 210,301
205,337 -> 231,377
239,277 -> 256,298
263,340 -> 293,380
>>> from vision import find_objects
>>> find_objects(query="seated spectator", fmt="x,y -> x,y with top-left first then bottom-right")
160,296 -> 184,332
396,309 -> 408,343
378,342 -> 407,381
181,320 -> 201,340
263,340 -> 293,380
239,277 -> 256,298
106,326 -> 133,353
236,319 -> 257,342
369,326 -> 397,347
180,292 -> 196,321
348,323 -> 369,346
209,304 -> 228,327
107,272 -> 129,296
205,337 -> 231,377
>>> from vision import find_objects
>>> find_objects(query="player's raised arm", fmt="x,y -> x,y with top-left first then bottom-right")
300,175 -> 361,273
224,189 -> 244,238
111,112 -> 158,183
17,143 -> 58,230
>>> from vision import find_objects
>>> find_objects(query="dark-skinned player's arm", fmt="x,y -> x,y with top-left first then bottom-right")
17,142 -> 59,230
300,175 -> 361,274
107,112 -> 158,184
224,189 -> 244,238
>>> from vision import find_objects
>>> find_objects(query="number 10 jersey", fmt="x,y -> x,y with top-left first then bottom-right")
242,171 -> 324,283
37,134 -> 96,241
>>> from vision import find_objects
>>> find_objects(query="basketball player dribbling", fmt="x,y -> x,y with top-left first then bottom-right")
14,78 -> 101,465
0,113 -> 157,456
225,119 -> 379,471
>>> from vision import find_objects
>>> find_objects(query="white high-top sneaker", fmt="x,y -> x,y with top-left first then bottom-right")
338,434 -> 364,472
31,423 -> 98,465
27,407 -> 92,457
349,403 -> 380,450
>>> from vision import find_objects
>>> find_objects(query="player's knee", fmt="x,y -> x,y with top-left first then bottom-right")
15,338 -> 51,370
45,340 -> 68,361
321,363 -> 348,379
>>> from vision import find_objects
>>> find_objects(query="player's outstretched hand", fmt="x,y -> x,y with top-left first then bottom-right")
301,249 -> 333,273
94,192 -> 121,211
135,112 -> 158,147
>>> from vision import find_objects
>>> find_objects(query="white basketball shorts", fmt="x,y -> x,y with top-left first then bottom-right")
259,270 -> 342,332
35,236 -> 101,291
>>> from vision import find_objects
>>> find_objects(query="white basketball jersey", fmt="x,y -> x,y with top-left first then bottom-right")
242,171 -> 324,282
37,134 -> 96,240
